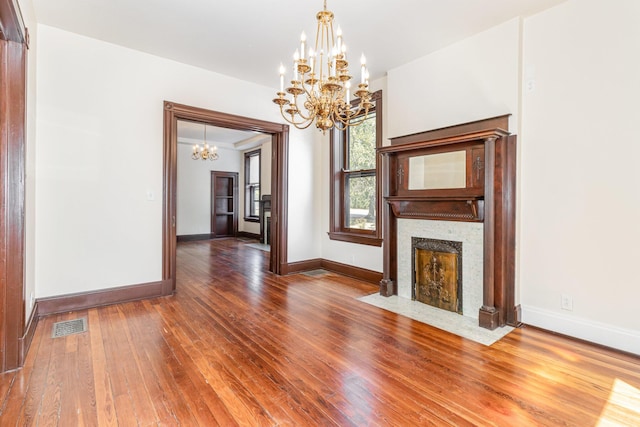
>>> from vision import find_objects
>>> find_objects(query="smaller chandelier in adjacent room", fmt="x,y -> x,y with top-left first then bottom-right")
273,0 -> 372,133
192,124 -> 219,161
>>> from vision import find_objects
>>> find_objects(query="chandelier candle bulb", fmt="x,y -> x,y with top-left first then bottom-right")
309,49 -> 315,73
279,64 -> 285,92
300,32 -> 306,61
360,54 -> 366,84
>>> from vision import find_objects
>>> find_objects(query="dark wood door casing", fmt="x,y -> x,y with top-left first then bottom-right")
163,102 -> 289,291
0,0 -> 28,372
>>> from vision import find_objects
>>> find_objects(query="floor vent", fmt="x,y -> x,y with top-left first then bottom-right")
52,318 -> 87,338
301,269 -> 329,277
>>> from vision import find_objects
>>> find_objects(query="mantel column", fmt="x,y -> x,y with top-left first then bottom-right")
380,152 -> 396,296
479,136 -> 500,329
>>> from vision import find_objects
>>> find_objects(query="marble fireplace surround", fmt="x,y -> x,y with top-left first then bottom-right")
378,115 -> 518,330
398,219 -> 483,319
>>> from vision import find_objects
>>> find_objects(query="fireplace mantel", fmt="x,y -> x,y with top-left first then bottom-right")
387,196 -> 484,222
378,115 -> 519,330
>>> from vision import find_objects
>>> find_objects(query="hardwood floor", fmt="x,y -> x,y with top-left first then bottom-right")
1,238 -> 639,426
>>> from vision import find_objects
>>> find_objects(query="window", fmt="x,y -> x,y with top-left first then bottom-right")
244,149 -> 260,221
329,90 -> 383,246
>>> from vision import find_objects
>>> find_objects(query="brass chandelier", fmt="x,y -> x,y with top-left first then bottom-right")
191,124 -> 219,161
273,0 -> 372,133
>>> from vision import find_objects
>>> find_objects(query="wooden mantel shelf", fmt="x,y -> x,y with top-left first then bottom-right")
387,196 -> 484,222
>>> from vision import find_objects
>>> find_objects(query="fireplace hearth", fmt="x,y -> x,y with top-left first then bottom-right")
412,237 -> 462,314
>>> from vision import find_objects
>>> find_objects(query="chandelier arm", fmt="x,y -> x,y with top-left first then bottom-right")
278,103 -> 316,129
288,93 -> 317,122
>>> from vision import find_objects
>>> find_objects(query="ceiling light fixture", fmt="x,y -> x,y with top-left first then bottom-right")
192,124 -> 219,161
273,0 -> 372,134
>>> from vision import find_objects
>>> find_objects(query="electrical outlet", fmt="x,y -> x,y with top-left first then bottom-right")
561,294 -> 573,311
30,292 -> 35,307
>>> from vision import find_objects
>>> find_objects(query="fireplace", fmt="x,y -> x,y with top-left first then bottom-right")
378,115 -> 518,330
412,237 -> 462,314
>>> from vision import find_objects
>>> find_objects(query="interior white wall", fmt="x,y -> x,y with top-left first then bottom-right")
176,143 -> 240,235
18,0 -> 38,323
35,24 -> 316,298
387,19 -> 521,138
519,0 -> 640,354
288,127 -> 320,262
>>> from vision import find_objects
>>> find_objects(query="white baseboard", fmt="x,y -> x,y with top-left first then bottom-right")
521,305 -> 640,356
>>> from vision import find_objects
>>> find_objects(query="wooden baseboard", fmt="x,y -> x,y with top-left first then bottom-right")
177,233 -> 214,242
237,231 -> 260,240
19,302 -> 39,365
283,258 -> 322,275
321,259 -> 383,285
283,258 -> 382,285
37,280 -> 171,316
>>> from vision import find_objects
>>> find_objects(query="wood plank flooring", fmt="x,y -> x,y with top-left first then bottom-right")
1,238 -> 639,425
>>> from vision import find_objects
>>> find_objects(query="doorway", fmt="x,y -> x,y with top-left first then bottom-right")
162,101 -> 289,293
211,171 -> 238,238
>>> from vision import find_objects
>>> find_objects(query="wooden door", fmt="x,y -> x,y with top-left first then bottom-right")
211,171 -> 238,238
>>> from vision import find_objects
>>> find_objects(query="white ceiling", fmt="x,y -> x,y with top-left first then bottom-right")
31,0 -> 566,89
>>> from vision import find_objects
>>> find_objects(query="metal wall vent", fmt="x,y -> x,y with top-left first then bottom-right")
301,269 -> 329,277
52,318 -> 87,338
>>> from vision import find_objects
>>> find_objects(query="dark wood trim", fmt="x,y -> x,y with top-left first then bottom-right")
283,259 -> 323,275
282,258 -> 383,286
329,90 -> 383,246
37,280 -> 169,316
389,115 -> 510,146
497,135 -> 518,326
272,126 -> 289,275
0,0 -> 26,43
321,259 -> 383,285
0,30 -> 27,372
237,231 -> 260,240
243,148 -> 261,222
479,137 -> 498,328
326,231 -> 382,247
163,101 -> 289,285
387,197 -> 484,222
176,233 -> 214,242
19,301 -> 38,364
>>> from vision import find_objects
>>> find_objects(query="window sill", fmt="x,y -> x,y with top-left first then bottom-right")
244,217 -> 260,223
328,231 -> 383,247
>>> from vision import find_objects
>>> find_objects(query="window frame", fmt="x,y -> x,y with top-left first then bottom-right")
244,149 -> 261,222
329,90 -> 383,246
